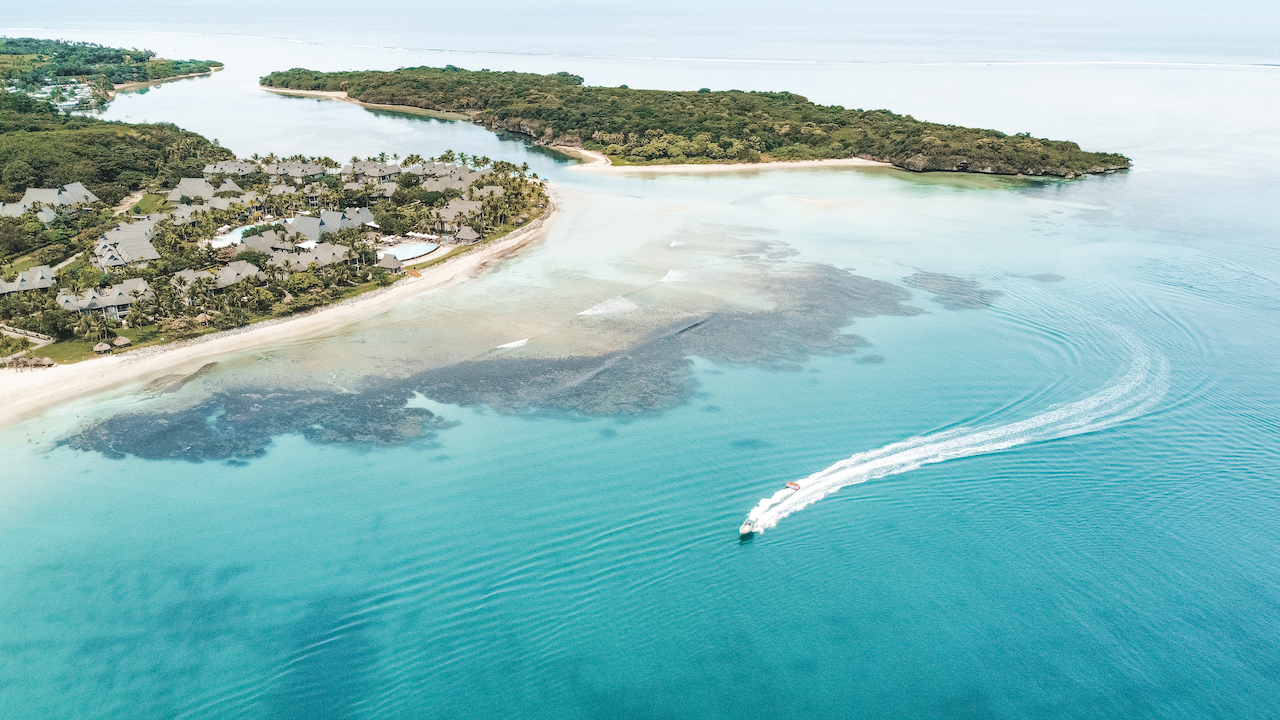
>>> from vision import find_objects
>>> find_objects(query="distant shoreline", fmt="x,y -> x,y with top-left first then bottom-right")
112,65 -> 224,94
0,192 -> 559,429
260,87 -> 473,120
550,146 -> 895,174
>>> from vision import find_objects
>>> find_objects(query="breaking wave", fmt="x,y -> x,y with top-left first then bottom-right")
744,334 -> 1169,533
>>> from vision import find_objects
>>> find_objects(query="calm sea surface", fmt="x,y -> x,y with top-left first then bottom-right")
1,11 -> 1278,719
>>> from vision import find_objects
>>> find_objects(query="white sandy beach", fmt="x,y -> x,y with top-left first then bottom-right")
553,146 -> 894,174
0,200 -> 558,428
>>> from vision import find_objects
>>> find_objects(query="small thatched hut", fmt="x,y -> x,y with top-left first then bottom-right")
93,342 -> 112,354
113,336 -> 132,348
194,313 -> 212,326
376,255 -> 404,274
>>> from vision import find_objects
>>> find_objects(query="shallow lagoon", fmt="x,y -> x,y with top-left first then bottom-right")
1,23 -> 1279,720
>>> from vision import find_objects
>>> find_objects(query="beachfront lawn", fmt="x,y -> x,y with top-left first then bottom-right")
40,339 -> 106,364
40,323 -> 201,364
130,194 -> 170,215
4,252 -> 44,275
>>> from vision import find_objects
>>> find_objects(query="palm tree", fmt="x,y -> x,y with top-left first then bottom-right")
64,276 -> 85,300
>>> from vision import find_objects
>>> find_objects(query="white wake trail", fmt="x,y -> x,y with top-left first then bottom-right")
744,336 -> 1169,533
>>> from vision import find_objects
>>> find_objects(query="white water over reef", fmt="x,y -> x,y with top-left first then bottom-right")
578,296 -> 641,315
745,335 -> 1171,533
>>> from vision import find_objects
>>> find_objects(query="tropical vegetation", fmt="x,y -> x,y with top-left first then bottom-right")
0,90 -> 232,200
1,37 -> 221,86
1,97 -> 549,365
261,65 -> 1129,177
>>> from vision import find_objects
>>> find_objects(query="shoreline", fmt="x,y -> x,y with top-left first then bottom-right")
260,87 -> 473,120
112,65 -> 224,94
0,194 -> 559,429
258,87 -> 894,174
552,146 -> 895,174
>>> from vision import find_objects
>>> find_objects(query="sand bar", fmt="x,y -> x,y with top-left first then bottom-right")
112,65 -> 224,94
553,146 -> 894,174
261,87 -> 473,120
0,197 -> 558,428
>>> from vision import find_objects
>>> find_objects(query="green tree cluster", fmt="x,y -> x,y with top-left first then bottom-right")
0,91 -> 233,198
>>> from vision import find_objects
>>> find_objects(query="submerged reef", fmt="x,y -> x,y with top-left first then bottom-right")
414,263 -> 919,416
65,382 -> 450,461
904,272 -> 1004,310
66,262 -> 922,460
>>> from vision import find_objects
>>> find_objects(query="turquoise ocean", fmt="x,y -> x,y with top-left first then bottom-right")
2,5 -> 1279,718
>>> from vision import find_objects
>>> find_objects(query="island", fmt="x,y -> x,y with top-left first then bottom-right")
0,90 -> 552,372
1,37 -> 223,111
260,65 -> 1130,178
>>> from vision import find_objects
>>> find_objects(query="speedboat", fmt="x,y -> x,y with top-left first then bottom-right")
786,481 -> 802,491
739,519 -> 757,536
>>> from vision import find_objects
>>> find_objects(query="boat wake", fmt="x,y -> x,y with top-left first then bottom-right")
743,334 -> 1169,534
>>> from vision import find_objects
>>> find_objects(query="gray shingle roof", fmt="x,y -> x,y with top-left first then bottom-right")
215,260 -> 262,288
0,182 -> 99,217
0,264 -> 56,295
203,161 -> 260,176
93,218 -> 161,268
167,178 -> 218,202
57,278 -> 152,312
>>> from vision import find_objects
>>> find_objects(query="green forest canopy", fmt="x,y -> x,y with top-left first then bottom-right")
0,37 -> 222,85
0,91 -> 233,203
261,65 -> 1129,177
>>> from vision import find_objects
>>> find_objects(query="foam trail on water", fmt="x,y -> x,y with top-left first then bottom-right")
745,335 -> 1169,533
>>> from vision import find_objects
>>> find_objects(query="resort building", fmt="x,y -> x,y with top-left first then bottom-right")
0,265 -> 57,295
341,161 -> 401,182
439,198 -> 483,227
376,255 -> 404,274
56,278 -> 153,319
0,182 -> 100,217
173,260 -> 263,291
271,242 -> 350,271
92,218 -> 161,269
167,178 -> 218,203
215,260 -> 263,287
286,208 -> 375,243
202,161 -> 260,179
262,162 -> 327,183
239,231 -> 296,255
